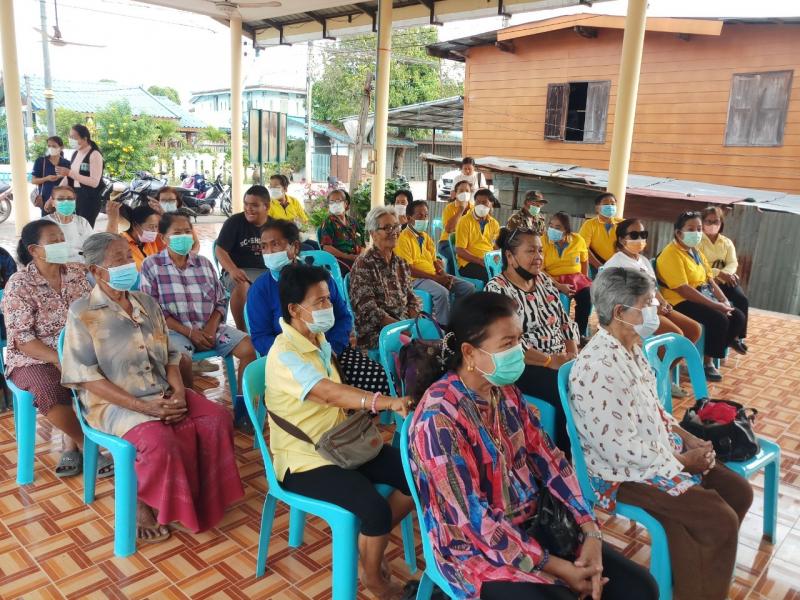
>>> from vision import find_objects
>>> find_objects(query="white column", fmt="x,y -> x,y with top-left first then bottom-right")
606,0 -> 648,217
370,0 -> 392,208
230,15 -> 244,213
1,0 -> 31,234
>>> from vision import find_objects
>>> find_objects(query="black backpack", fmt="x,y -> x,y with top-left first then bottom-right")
680,398 -> 759,462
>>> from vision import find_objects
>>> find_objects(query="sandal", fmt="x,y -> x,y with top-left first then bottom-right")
97,454 -> 115,479
137,524 -> 171,544
55,450 -> 83,478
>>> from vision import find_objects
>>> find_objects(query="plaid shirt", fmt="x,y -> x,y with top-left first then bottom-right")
140,250 -> 227,330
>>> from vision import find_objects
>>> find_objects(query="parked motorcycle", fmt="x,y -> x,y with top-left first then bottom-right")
128,171 -> 168,208
201,174 -> 232,216
0,183 -> 13,224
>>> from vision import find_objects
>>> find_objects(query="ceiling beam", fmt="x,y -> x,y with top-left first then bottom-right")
418,0 -> 442,26
262,18 -> 291,45
306,11 -> 336,40
354,2 -> 378,33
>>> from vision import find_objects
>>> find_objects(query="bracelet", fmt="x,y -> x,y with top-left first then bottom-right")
370,392 -> 381,415
543,355 -> 552,368
360,396 -> 367,411
583,530 -> 603,541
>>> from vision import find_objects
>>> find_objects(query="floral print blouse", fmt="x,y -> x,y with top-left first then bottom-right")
60,287 -> 182,437
319,214 -> 365,255
408,373 -> 595,600
1,262 -> 91,375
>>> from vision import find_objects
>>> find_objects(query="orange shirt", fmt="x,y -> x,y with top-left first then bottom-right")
123,231 -> 165,270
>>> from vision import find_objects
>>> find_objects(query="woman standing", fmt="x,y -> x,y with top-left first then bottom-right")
56,124 -> 104,227
31,136 -> 71,216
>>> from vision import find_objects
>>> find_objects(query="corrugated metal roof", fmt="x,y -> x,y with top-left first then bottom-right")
287,116 -> 416,147
342,96 -> 464,132
150,96 -> 209,130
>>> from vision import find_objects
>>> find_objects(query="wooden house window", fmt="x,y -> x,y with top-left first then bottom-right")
544,80 -> 610,143
725,70 -> 793,147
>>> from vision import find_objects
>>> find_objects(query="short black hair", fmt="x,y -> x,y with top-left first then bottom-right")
614,218 -> 643,250
278,263 -> 330,323
497,226 -> 538,270
594,192 -> 616,205
407,200 -> 427,218
158,210 -> 193,235
245,185 -> 270,203
18,219 -> 60,266
269,174 -> 289,189
261,218 -> 300,245
461,156 -> 476,166
474,188 -> 494,204
393,189 -> 413,204
327,188 -> 350,206
122,204 -> 159,231
674,211 -> 702,231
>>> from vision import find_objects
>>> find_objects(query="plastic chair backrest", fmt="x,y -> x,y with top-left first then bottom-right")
431,218 -> 442,244
399,415 -> 458,599
448,233 -> 460,277
242,357 -> 281,491
642,332 -> 709,412
300,250 -> 345,297
484,250 -> 502,279
556,361 -> 598,505
211,240 -> 221,273
378,317 -> 442,397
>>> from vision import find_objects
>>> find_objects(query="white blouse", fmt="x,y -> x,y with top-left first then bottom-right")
601,251 -> 655,280
568,328 -> 685,482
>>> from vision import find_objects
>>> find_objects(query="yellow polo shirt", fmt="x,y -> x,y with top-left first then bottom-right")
395,227 -> 437,277
440,200 -> 473,243
455,210 -> 500,268
543,233 -> 588,277
268,194 -> 308,223
579,216 -> 622,263
265,318 -> 345,480
655,240 -> 713,307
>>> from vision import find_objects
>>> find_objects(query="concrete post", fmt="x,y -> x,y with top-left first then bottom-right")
230,15 -> 244,213
370,0 -> 392,208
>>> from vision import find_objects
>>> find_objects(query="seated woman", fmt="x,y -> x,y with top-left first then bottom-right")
578,192 -> 622,270
656,212 -> 747,382
265,263 -> 412,599
392,188 -> 412,228
105,203 -> 163,271
486,227 -> 579,456
438,178 -> 473,274
454,188 -> 500,283
543,212 -> 592,341
408,292 -> 658,600
139,212 -> 257,430
1,220 -> 111,478
350,206 -> 420,350
698,206 -> 749,347
319,188 -> 365,274
570,267 -> 752,600
395,200 -> 474,326
61,232 -> 245,542
147,187 -> 201,250
44,185 -> 94,263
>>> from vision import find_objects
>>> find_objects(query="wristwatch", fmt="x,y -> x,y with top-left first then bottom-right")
583,530 -> 603,541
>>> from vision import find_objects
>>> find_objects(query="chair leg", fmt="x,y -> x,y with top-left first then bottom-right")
112,447 -> 137,557
764,454 -> 780,543
400,513 -> 417,574
224,355 -> 238,399
647,523 -> 673,600
15,396 -> 35,485
288,508 -> 306,548
416,573 -> 435,600
256,495 -> 278,577
82,439 -> 99,504
331,521 -> 359,600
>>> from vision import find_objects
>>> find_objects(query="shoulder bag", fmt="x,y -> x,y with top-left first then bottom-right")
680,398 -> 759,462
525,486 -> 582,561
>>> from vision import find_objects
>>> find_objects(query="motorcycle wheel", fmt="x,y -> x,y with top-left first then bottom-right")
221,193 -> 232,217
0,197 -> 11,224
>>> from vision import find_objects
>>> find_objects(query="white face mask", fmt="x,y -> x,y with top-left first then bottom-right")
456,192 -> 471,203
617,304 -> 660,339
268,187 -> 283,200
46,147 -> 60,157
139,230 -> 158,244
300,305 -> 335,334
474,204 -> 491,219
329,202 -> 346,216
68,138 -> 79,149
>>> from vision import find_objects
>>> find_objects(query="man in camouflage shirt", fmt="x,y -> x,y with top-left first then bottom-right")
506,190 -> 547,235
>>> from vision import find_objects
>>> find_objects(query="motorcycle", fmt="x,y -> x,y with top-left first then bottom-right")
201,174 -> 232,216
99,177 -> 131,213
179,172 -> 214,215
0,183 -> 13,224
128,171 -> 168,208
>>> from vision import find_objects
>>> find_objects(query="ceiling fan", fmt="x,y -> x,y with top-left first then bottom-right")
209,1 -> 283,18
34,0 -> 106,48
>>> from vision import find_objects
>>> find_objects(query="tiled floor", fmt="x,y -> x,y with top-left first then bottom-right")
1,221 -> 799,599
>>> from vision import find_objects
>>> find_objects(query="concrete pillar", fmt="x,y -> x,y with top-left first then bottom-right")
230,15 -> 244,213
370,0 -> 392,208
1,0 -> 32,233
606,0 -> 648,217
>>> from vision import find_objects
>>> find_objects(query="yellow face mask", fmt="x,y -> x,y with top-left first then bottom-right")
625,239 -> 647,253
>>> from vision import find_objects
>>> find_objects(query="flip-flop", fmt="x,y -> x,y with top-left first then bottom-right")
55,450 -> 83,478
96,453 -> 115,479
137,525 -> 171,544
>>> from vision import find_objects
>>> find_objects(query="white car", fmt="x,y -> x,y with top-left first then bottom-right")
436,168 -> 462,200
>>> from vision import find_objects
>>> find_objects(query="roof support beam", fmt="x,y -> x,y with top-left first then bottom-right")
355,3 -> 377,33
263,18 -> 291,45
306,11 -> 336,40
418,0 -> 442,26
498,0 -> 511,18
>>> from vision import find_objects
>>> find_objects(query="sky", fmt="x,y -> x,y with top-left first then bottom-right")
6,0 -> 799,106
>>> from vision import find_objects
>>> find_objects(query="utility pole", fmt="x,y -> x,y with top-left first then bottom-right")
40,0 -> 56,135
305,42 -> 314,184
349,71 -> 373,197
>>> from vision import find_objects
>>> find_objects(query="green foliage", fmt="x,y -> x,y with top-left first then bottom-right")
93,101 -> 161,178
312,27 -> 463,127
199,126 -> 228,144
147,85 -> 181,105
286,139 -> 306,172
28,108 -> 84,160
350,177 -> 410,221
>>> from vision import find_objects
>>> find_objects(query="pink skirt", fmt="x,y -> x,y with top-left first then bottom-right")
555,273 -> 592,293
122,390 -> 244,532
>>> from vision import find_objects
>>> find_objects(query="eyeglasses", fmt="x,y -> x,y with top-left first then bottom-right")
376,225 -> 401,234
626,230 -> 649,240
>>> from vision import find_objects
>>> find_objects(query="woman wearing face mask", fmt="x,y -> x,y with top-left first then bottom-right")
579,192 -> 622,271
1,220 -> 114,479
486,228 -> 579,456
110,204 -> 165,271
543,212 -> 592,342
43,185 -> 95,263
656,212 -> 747,382
438,178 -> 474,274
319,189 -> 365,274
267,174 -> 308,225
55,124 -> 105,228
61,232 -> 245,542
31,136 -> 72,216
570,267 -> 752,600
265,263 -> 413,599
408,292 -> 658,600
698,206 -> 749,345
455,188 -> 500,284
140,212 -> 256,393
392,189 -> 412,227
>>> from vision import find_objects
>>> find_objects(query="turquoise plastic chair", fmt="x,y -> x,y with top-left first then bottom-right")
57,330 -> 137,557
431,218 -> 442,244
447,233 -> 484,291
642,333 -> 779,543
378,317 -> 442,399
414,289 -> 433,314
5,377 -> 36,485
193,350 -> 238,399
241,358 -> 417,599
522,395 -> 556,439
300,250 -> 346,298
399,415 -> 458,600
558,361 -> 673,600
484,249 -> 502,279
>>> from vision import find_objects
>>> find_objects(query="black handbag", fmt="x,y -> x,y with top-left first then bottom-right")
525,487 -> 582,561
680,399 -> 759,462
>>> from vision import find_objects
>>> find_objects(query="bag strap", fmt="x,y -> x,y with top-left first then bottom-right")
413,312 -> 443,339
267,410 -> 315,445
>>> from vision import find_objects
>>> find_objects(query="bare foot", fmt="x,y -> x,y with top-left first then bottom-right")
362,575 -> 406,600
137,501 -> 170,543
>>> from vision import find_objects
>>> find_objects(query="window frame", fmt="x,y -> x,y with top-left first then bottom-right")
543,79 -> 611,144
724,70 -> 793,148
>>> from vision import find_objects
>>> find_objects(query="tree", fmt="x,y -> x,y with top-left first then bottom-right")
93,101 -> 160,178
28,108 -> 85,160
148,85 -> 181,105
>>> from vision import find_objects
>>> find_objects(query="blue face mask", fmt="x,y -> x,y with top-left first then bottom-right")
168,234 -> 194,256
681,231 -> 703,248
414,219 -> 429,231
103,263 -> 139,291
160,201 -> 178,213
301,305 -> 335,334
477,344 -> 526,386
54,199 -> 76,216
547,227 -> 564,243
600,204 -> 617,218
42,241 -> 70,264
263,250 -> 292,275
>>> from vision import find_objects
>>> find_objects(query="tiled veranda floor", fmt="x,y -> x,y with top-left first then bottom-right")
0,221 -> 799,599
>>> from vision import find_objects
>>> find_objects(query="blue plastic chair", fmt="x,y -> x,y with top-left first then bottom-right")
522,395 -> 557,439
378,317 -> 442,399
447,233 -> 484,291
642,333 -> 780,543
193,350 -> 238,399
57,330 -> 137,557
431,218 -> 443,245
300,250 -> 346,298
413,289 -> 433,315
241,358 -> 417,599
5,377 -> 36,485
484,250 -> 502,279
399,415 -> 458,600
558,361 -> 673,599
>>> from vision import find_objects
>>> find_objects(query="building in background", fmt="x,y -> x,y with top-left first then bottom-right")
189,84 -> 306,130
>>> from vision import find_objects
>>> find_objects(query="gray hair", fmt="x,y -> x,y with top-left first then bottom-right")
591,267 -> 655,326
365,206 -> 397,233
82,232 -> 123,266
